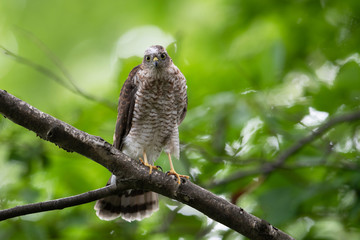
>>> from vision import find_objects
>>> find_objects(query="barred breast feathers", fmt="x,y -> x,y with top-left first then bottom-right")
122,63 -> 186,163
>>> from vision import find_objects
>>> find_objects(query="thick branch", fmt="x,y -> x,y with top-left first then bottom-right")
0,89 -> 294,240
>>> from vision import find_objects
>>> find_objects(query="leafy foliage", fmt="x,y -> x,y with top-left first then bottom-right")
1,0 -> 360,239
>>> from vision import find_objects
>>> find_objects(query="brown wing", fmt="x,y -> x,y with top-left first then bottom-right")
113,65 -> 141,150
177,72 -> 188,125
178,95 -> 187,124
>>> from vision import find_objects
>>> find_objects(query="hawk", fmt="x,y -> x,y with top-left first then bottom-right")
94,45 -> 189,221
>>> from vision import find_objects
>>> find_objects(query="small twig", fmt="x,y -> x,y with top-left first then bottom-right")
275,110 -> 360,165
0,185 -> 119,221
210,110 -> 360,187
1,45 -> 72,89
0,45 -> 116,109
15,27 -> 79,91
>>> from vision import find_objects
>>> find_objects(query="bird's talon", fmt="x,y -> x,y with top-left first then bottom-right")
139,157 -> 158,175
167,170 -> 189,184
156,165 -> 163,172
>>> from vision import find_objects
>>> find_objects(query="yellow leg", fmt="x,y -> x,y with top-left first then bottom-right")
139,151 -> 158,174
166,153 -> 189,184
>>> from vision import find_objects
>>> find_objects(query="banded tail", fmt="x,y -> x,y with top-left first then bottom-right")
94,176 -> 159,221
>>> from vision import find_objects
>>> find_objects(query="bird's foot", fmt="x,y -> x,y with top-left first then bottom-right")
139,158 -> 159,174
167,170 -> 189,184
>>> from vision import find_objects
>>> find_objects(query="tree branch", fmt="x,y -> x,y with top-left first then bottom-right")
0,46 -> 116,109
0,185 -> 119,221
0,89 -> 294,240
210,110 -> 360,187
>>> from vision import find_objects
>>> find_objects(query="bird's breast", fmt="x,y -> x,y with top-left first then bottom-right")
124,77 -> 178,153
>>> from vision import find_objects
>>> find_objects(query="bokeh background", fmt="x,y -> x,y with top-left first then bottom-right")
1,0 -> 360,239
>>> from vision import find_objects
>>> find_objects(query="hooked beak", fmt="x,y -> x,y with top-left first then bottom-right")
153,57 -> 159,67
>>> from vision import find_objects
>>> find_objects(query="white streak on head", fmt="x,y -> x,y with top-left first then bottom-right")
144,45 -> 166,55
145,46 -> 158,55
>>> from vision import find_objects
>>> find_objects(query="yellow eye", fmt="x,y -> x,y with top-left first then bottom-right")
160,53 -> 166,60
145,55 -> 151,61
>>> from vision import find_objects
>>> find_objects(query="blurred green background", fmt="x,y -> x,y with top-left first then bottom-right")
1,0 -> 360,239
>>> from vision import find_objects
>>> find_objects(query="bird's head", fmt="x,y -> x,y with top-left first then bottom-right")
143,45 -> 172,70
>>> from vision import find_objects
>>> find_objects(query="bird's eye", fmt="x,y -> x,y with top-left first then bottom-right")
160,53 -> 166,60
145,55 -> 151,62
